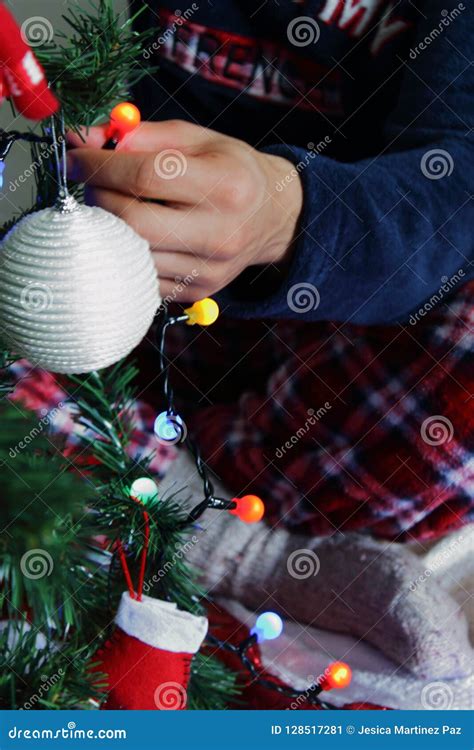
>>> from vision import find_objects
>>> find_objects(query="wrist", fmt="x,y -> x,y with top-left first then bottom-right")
261,153 -> 303,266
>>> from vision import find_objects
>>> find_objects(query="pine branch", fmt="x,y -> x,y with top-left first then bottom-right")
189,652 -> 241,710
0,0 -> 240,710
0,0 -> 158,237
66,364 -> 241,705
0,340 -> 15,399
35,0 -> 158,130
0,402 -> 108,630
0,626 -> 106,710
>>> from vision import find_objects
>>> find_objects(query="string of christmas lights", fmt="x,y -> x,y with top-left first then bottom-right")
153,303 -> 265,525
206,629 -> 351,709
0,102 -> 354,709
0,129 -> 52,189
152,299 -> 352,709
101,101 -> 354,706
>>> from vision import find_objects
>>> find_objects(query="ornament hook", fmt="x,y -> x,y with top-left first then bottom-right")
50,112 -> 76,212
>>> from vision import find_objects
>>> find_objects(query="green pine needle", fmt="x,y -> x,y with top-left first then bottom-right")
36,0 -> 158,130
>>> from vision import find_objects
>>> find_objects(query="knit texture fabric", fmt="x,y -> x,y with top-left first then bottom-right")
161,451 -> 473,681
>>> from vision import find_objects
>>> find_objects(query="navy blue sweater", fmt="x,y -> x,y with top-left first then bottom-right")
132,0 -> 473,324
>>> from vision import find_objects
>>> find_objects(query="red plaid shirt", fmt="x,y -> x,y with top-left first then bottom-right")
161,279 -> 474,542
11,280 -> 474,543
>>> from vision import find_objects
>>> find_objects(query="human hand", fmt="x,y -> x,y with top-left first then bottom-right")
66,120 -> 303,302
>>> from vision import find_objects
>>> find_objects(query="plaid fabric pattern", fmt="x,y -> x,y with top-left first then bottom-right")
10,280 -> 474,543
161,280 -> 474,542
9,362 -> 178,480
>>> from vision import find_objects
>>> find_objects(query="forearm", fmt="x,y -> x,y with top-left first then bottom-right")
217,137 -> 473,325
218,0 -> 473,325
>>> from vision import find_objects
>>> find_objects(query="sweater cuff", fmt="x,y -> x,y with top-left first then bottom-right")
216,143 -> 331,320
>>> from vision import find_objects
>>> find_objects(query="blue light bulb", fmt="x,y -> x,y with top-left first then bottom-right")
0,162 -> 5,189
153,411 -> 186,445
251,612 -> 283,643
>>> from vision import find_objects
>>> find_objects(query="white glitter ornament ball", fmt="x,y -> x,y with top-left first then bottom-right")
0,198 -> 160,373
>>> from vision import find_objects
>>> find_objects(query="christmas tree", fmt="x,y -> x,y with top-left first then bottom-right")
0,0 -> 238,710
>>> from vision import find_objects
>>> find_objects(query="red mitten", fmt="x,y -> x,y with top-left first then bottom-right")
93,593 -> 208,710
0,5 -> 58,119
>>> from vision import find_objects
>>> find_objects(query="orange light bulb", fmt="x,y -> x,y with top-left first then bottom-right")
229,495 -> 265,523
107,102 -> 141,139
321,661 -> 352,691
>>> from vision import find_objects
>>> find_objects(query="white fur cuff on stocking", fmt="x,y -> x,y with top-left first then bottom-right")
115,592 -> 208,653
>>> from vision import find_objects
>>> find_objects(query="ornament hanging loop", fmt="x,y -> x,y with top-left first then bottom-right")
50,112 -> 76,213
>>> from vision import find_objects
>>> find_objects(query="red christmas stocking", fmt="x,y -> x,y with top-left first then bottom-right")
93,592 -> 208,710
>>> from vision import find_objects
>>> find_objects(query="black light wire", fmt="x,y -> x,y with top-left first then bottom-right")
0,129 -> 52,161
155,310 -> 237,526
156,308 -> 342,709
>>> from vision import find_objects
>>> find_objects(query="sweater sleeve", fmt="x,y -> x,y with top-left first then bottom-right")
216,0 -> 473,324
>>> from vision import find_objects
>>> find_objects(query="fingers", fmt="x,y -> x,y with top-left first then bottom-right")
119,120 -> 212,152
67,120 -> 211,152
66,125 -> 107,149
158,274 -> 212,304
86,187 -> 211,253
154,251 -> 220,303
154,251 -> 200,282
67,147 -> 204,202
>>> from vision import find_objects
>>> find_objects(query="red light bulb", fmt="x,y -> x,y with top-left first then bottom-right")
320,661 -> 352,691
106,102 -> 141,140
229,495 -> 265,523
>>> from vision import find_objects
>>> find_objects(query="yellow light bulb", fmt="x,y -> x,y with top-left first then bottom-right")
184,298 -> 219,326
